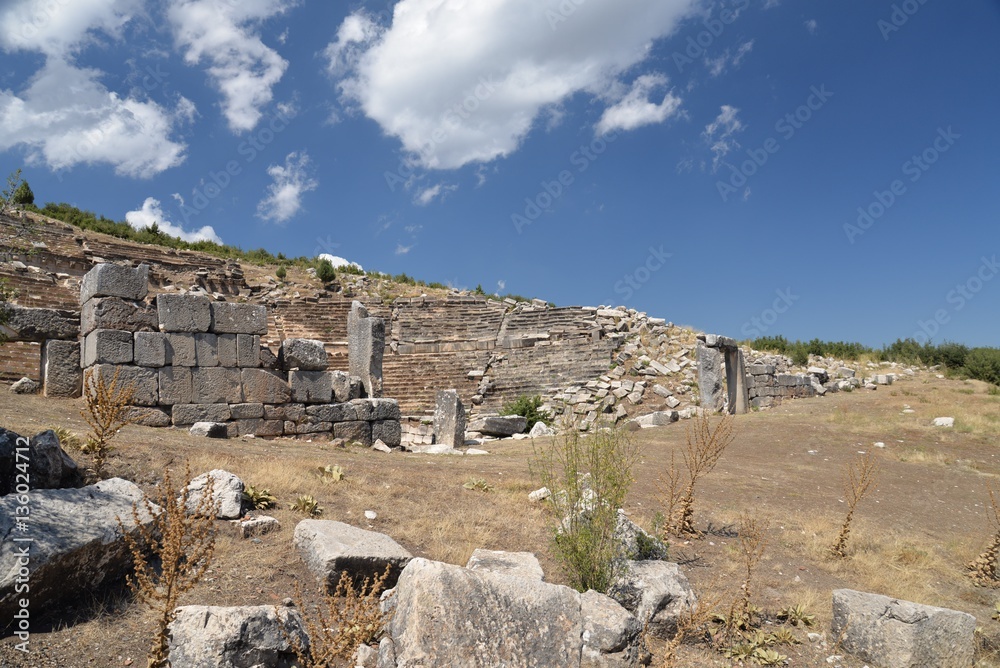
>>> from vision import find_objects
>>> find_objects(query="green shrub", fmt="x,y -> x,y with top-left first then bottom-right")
789,345 -> 809,367
500,394 -> 552,430
964,348 -> 1000,387
243,485 -> 278,510
316,259 -> 336,283
275,265 -> 286,281
532,426 -> 639,593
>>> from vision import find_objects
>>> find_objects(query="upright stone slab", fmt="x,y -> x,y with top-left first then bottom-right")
696,343 -> 724,412
209,302 -> 268,335
42,340 -> 82,398
433,389 -> 466,447
724,348 -> 750,415
236,334 -> 260,368
79,263 -> 149,304
156,294 -> 212,333
348,301 -> 384,398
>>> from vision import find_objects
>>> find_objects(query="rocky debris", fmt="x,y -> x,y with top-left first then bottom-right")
932,417 -> 955,428
348,301 -> 385,398
433,389 -> 466,447
468,415 -> 527,437
0,478 -> 157,621
184,469 -> 245,519
42,340 -> 82,397
9,377 -> 38,394
831,588 -> 975,668
167,604 -> 307,668
528,487 -> 552,502
189,422 -> 229,439
629,411 -> 678,429
529,421 -> 556,437
0,428 -> 82,494
79,262 -> 149,304
294,519 -> 412,591
279,338 -> 328,371
234,515 -> 280,538
385,557 -> 645,667
609,560 -> 696,639
466,549 -> 544,582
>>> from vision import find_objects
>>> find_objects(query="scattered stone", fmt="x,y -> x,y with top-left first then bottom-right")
528,487 -> 551,502
293,519 -> 413,591
467,415 -> 527,437
932,417 -> 955,428
529,421 -> 556,437
9,377 -> 39,394
189,422 -> 229,439
630,411 -> 678,429
184,469 -> 245,519
0,427 -> 82,494
372,438 -> 393,453
235,515 -> 280,538
167,605 -> 307,668
609,560 -> 696,639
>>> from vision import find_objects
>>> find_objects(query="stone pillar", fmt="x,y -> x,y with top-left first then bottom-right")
696,343 -> 724,412
433,389 -> 466,448
724,348 -> 750,415
42,340 -> 82,397
348,301 -> 384,398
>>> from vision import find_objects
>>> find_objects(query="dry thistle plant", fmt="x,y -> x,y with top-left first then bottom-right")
661,413 -> 735,537
288,565 -> 394,667
118,464 -> 219,668
80,366 -> 136,476
967,486 -> 1000,587
732,513 -> 770,632
829,451 -> 880,558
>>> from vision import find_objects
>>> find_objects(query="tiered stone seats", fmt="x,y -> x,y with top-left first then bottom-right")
382,350 -> 487,415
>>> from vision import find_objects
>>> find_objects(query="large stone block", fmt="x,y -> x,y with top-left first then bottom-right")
279,338 -> 328,371
159,367 -> 193,406
124,407 -> 172,427
79,263 -> 149,304
330,370 -> 352,402
133,331 -> 167,368
217,334 -> 238,368
5,305 -> 79,341
293,519 -> 412,592
209,302 -> 268,335
167,605 -> 307,668
230,403 -> 264,419
696,343 -> 725,412
236,334 -> 260,368
433,389 -> 466,447
164,333 -> 197,367
372,420 -> 402,448
265,403 -> 306,422
290,370 -> 333,404
609,560 -> 696,639
468,415 -> 527,437
350,398 -> 401,421
81,297 -> 157,336
333,420 -> 371,446
185,469 -> 244,519
832,589 -> 975,668
191,367 -> 243,404
82,329 -> 133,366
305,403 -> 357,423
466,549 -> 544,581
156,294 -> 211,333
88,364 -> 158,406
193,333 -> 220,367
0,428 -> 82,494
172,403 -> 232,426
241,368 -> 291,404
348,302 -> 384,398
42,340 -> 82,398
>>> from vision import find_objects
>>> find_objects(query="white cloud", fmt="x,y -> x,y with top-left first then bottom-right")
394,243 -> 412,255
804,19 -> 818,34
706,40 -> 753,77
414,183 -> 457,206
328,0 -> 698,169
595,73 -> 682,135
0,1 -> 188,178
318,253 -> 362,271
167,0 -> 296,133
256,151 -> 318,223
702,105 -> 744,171
125,197 -> 222,243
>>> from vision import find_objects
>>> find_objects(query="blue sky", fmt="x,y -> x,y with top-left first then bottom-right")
1,0 -> 998,347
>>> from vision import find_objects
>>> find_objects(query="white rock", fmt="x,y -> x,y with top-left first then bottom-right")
528,487 -> 551,502
365,510 -> 378,521
932,417 -> 955,428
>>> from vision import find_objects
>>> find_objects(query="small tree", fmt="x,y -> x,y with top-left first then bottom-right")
276,264 -> 287,281
316,259 -> 336,283
501,394 -> 552,430
0,169 -> 37,261
11,180 -> 33,206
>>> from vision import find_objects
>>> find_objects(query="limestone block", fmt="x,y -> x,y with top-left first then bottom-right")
89,364 -> 158,406
333,420 -> 372,446
194,333 -> 220,367
209,302 -> 268,335
348,302 -> 384,398
156,294 -> 211,333
466,549 -> 544,581
433,390 -> 466,447
79,263 -> 149,304
305,403 -> 358,423
330,370 -> 352,402
172,404 -> 232,426
82,329 -> 133,366
293,519 -> 412,591
159,367 -> 194,406
191,367 -> 243,404
189,422 -> 229,439
236,334 -> 260,368
372,420 -> 401,448
237,419 -> 283,437
696,343 -> 724,412
4,305 -> 79,341
42,340 -> 82,398
162,333 -> 197,367
241,369 -> 291,404
134,332 -> 167,368
297,421 -> 332,435
217,334 -> 238,368
290,370 -> 333,404
185,470 -> 244,518
279,338 -> 328,371
81,297 -> 157,336
265,403 -> 306,422
167,605 -> 306,668
124,407 -> 171,427
230,403 -> 264,419
609,560 -> 696,639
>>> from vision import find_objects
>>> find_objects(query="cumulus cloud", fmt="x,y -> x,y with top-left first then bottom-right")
328,0 -> 698,169
702,105 -> 744,171
167,0 -> 295,133
318,253 -> 362,271
0,1 -> 188,177
595,73 -> 682,135
125,197 -> 222,243
256,151 -> 318,223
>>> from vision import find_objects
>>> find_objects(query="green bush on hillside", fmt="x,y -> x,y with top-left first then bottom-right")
500,394 -> 552,430
316,259 -> 336,283
963,348 -> 1000,387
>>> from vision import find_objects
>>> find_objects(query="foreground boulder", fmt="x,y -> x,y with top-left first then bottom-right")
0,478 -> 157,623
184,469 -> 245,519
609,560 -> 696,639
466,549 -> 544,582
0,427 -> 82,496
385,557 -> 645,667
167,604 -> 307,668
832,588 -> 975,668
294,520 -> 412,591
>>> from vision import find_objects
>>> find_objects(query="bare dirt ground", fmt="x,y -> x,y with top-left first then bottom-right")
2,370 -> 999,667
